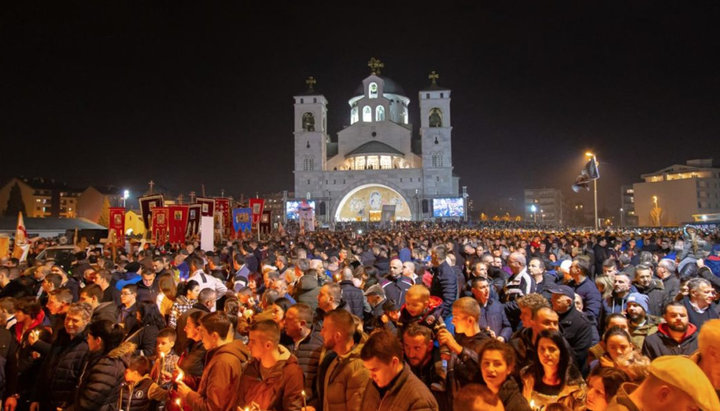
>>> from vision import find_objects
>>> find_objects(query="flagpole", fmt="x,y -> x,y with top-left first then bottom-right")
586,152 -> 599,230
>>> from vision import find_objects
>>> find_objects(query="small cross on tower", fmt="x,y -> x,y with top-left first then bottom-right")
305,76 -> 316,91
177,193 -> 184,204
368,57 -> 384,75
429,70 -> 439,85
189,191 -> 196,203
148,180 -> 155,194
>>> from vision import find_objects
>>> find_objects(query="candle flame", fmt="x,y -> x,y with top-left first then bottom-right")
175,370 -> 184,382
301,390 -> 306,397
175,398 -> 181,406
160,351 -> 166,358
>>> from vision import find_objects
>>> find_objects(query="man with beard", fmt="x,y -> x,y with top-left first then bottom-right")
470,277 -> 511,342
642,301 -> 698,359
311,309 -> 369,411
633,265 -> 667,317
625,293 -> 658,349
402,324 -> 449,409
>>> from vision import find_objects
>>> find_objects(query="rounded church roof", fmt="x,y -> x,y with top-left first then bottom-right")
354,76 -> 406,97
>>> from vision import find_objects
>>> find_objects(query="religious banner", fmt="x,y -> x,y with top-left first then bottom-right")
232,208 -> 252,233
298,200 -> 315,232
12,212 -> 30,261
196,197 -> 215,217
185,204 -> 202,239
139,195 -> 164,232
151,207 -> 170,245
0,235 -> 9,260
108,207 -> 125,246
214,198 -> 232,237
260,211 -> 272,234
168,205 -> 189,244
249,198 -> 265,227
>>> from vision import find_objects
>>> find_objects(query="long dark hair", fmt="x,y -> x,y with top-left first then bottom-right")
176,280 -> 199,298
88,320 -> 124,355
534,329 -> 572,386
138,301 -> 166,329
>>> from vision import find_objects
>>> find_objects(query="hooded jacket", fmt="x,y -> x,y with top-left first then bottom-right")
238,345 -> 305,411
322,340 -> 370,411
641,322 -> 698,359
185,339 -> 250,411
72,341 -> 136,411
397,296 -> 444,337
634,280 -> 667,317
360,365 -> 438,411
295,274 -> 320,311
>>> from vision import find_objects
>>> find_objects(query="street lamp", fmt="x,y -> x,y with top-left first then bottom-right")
530,204 -> 537,223
123,190 -> 130,208
620,207 -> 624,227
586,152 -> 599,230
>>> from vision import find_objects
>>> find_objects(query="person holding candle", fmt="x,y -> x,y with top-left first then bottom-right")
238,319 -> 304,410
520,329 -> 587,410
175,312 -> 250,411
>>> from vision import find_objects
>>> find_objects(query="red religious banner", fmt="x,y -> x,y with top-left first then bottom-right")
108,208 -> 125,247
151,207 -> 170,245
214,198 -> 231,236
196,198 -> 215,217
168,205 -> 189,244
260,210 -> 272,234
249,198 -> 265,227
139,195 -> 164,231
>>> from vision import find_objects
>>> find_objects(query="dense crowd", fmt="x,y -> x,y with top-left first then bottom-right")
0,223 -> 720,410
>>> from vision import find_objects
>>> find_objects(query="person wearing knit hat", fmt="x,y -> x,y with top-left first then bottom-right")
606,355 -> 720,411
625,293 -> 649,315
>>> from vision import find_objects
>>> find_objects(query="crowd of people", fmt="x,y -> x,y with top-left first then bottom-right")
0,222 -> 719,410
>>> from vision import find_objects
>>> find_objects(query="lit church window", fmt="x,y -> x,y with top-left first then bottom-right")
362,106 -> 372,122
369,82 -> 378,98
376,106 -> 385,121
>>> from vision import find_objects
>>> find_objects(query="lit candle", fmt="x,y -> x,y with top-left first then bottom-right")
301,390 -> 307,409
157,352 -> 166,384
175,369 -> 184,384
175,398 -> 182,410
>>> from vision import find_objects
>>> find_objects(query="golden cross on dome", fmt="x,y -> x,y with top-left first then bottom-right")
368,57 -> 384,75
305,76 -> 316,91
429,70 -> 439,85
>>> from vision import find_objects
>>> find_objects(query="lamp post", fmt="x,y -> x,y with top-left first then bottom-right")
619,207 -> 624,227
530,204 -> 537,223
122,190 -> 130,209
586,152 -> 599,230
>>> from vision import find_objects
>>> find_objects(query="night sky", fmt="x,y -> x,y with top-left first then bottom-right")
2,1 -> 719,215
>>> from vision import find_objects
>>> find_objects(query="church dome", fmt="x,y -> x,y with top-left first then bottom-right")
354,76 -> 406,97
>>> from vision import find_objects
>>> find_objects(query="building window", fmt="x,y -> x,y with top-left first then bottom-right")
302,112 -> 315,131
429,108 -> 442,127
351,107 -> 359,124
367,156 -> 379,170
362,106 -> 372,122
380,155 -> 392,169
303,157 -> 314,171
432,152 -> 443,168
376,106 -> 385,121
369,82 -> 378,99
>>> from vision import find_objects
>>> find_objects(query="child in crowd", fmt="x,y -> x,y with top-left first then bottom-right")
120,355 -> 154,411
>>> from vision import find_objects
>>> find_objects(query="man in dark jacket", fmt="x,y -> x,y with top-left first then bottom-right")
593,237 -> 610,276
548,285 -> 595,373
682,278 -> 719,330
339,268 -> 368,318
79,284 -> 118,324
470,277 -> 512,342
239,320 -> 304,410
283,303 -> 323,407
437,297 -> 491,394
295,268 -> 322,311
642,301 -> 698,359
360,329 -> 438,410
430,246 -> 458,317
568,256 -> 602,326
382,259 -> 413,308
633,265 -> 667,317
402,324 -> 449,410
30,302 -> 91,410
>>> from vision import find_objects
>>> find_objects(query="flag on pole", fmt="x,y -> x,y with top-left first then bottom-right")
12,212 -> 30,261
572,157 -> 600,192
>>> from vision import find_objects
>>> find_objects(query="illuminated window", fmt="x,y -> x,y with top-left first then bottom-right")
376,106 -> 385,121
351,107 -> 359,124
366,156 -> 379,169
380,155 -> 392,169
355,156 -> 366,170
363,106 -> 372,122
369,82 -> 378,98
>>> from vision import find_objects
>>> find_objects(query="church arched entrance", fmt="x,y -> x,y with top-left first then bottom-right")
334,184 -> 412,222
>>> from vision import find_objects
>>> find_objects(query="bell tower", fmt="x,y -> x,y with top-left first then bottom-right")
419,71 -> 454,196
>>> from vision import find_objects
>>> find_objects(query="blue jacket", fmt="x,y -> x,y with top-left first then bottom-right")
381,276 -> 412,307
570,277 -> 602,323
478,297 -> 512,342
430,262 -> 459,317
